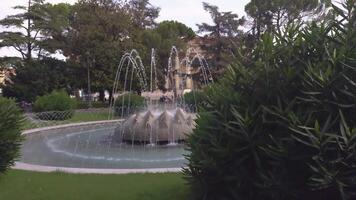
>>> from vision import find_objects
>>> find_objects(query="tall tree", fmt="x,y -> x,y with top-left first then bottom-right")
141,20 -> 195,89
0,0 -> 46,60
0,0 -> 72,60
63,0 -> 134,101
127,0 -> 160,29
37,3 -> 72,55
245,0 -> 332,37
197,2 -> 245,73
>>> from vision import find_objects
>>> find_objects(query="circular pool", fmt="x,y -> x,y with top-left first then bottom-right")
17,121 -> 187,173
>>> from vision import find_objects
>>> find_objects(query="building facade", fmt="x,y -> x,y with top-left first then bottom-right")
0,67 -> 15,94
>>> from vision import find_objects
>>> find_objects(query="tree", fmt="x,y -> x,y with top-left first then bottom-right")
127,0 -> 160,29
37,3 -> 72,55
245,0 -> 332,37
141,20 -> 195,89
0,97 -> 23,174
63,0 -> 134,102
197,2 -> 245,73
0,0 -> 46,60
0,0 -> 73,60
3,58 -> 74,102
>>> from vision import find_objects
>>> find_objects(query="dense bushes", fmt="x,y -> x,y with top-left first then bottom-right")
183,90 -> 207,111
34,90 -> 76,120
185,1 -> 356,200
114,93 -> 145,116
2,58 -> 74,102
0,97 -> 24,174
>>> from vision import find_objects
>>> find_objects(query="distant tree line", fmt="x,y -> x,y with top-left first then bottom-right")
0,0 -> 332,102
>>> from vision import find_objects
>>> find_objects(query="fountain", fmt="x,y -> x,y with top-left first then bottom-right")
114,108 -> 196,145
110,47 -> 212,145
17,47 -> 213,172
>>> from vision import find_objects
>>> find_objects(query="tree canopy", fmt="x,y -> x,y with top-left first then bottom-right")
197,2 -> 245,74
245,0 -> 332,37
141,20 -> 196,89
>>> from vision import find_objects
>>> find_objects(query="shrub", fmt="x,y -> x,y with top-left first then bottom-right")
2,58 -> 73,102
185,2 -> 356,200
0,97 -> 24,174
34,90 -> 76,120
114,93 -> 145,116
183,90 -> 207,112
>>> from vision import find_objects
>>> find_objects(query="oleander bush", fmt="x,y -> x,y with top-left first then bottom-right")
185,1 -> 356,200
34,90 -> 76,120
0,97 -> 24,174
183,90 -> 207,111
114,93 -> 145,116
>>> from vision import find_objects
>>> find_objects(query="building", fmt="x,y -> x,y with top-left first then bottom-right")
0,67 -> 15,94
164,37 -> 214,98
0,69 -> 5,86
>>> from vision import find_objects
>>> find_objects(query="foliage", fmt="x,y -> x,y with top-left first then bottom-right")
38,3 -> 72,54
0,0 -> 191,101
183,90 -> 207,111
62,0 -> 138,100
245,0 -> 332,37
197,2 -> 245,74
0,0 -> 71,60
33,90 -> 76,120
185,1 -> 356,199
2,58 -> 74,102
141,20 -> 196,89
0,0 -> 43,60
127,0 -> 160,29
114,93 -> 145,116
0,98 -> 23,174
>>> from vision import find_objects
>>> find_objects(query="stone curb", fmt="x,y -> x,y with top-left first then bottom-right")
13,162 -> 182,174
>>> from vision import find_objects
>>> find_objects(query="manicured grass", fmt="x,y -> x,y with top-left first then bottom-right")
68,111 -> 111,123
0,170 -> 190,200
23,111 -> 112,130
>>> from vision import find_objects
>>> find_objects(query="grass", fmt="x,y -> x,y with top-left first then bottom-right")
68,111 -> 111,123
23,111 -> 112,130
0,170 -> 190,200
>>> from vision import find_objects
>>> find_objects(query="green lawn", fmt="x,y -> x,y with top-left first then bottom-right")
23,111 -> 112,130
0,170 -> 190,200
68,111 -> 111,123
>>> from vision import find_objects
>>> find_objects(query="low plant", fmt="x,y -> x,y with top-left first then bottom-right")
33,90 -> 76,120
114,93 -> 145,116
183,90 -> 207,111
0,97 -> 24,174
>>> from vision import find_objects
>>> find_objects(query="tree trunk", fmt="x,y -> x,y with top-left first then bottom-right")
108,89 -> 113,104
99,88 -> 105,102
26,0 -> 32,61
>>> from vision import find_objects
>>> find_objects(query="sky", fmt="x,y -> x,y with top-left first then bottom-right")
0,0 -> 250,57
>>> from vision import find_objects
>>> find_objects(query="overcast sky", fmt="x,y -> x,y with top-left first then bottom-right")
0,0 -> 249,57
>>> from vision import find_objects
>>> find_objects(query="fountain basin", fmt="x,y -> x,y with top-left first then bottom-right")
17,121 -> 188,173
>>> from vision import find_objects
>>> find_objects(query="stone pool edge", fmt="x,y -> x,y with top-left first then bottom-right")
13,120 -> 183,174
13,162 -> 182,174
